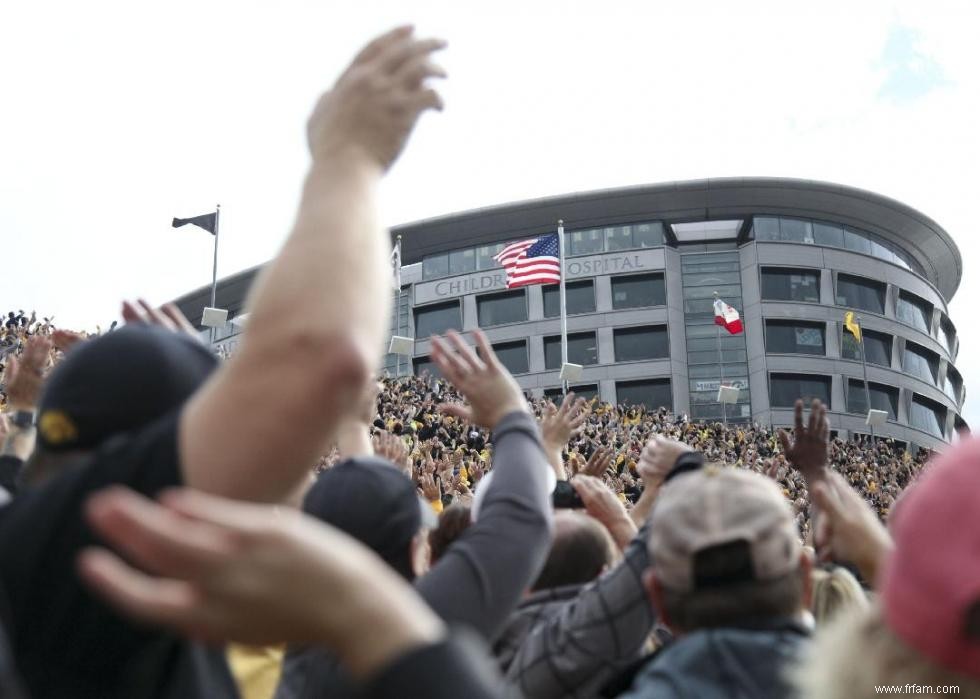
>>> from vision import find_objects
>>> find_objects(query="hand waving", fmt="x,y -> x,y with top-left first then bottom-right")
2,334 -> 52,410
372,431 -> 412,477
778,399 -> 830,485
539,393 -> 589,453
431,330 -> 528,430
307,26 -> 446,171
637,435 -> 692,484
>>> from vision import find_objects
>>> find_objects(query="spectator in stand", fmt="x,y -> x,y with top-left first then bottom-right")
0,24 -> 446,699
275,329 -> 553,699
795,439 -> 980,697
77,487 -> 503,699
493,433 -> 689,699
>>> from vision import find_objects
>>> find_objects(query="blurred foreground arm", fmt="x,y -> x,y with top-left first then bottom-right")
78,487 -> 499,698
179,27 -> 446,501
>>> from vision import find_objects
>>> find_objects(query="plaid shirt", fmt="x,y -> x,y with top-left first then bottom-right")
495,522 -> 655,699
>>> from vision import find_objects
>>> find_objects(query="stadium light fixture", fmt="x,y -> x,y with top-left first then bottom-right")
201,307 -> 228,329
560,362 -> 583,382
388,335 -> 414,356
866,409 -> 888,428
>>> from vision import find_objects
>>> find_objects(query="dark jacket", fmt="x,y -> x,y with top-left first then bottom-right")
619,619 -> 811,699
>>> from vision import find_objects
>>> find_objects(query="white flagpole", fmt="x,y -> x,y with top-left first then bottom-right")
395,236 -> 403,378
210,204 -> 221,345
558,220 -> 568,396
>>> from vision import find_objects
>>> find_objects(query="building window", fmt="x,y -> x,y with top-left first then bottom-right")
841,329 -> 892,366
896,291 -> 932,333
476,242 -> 506,270
544,384 -> 599,402
634,222 -> 665,248
940,316 -> 957,357
413,356 -> 440,378
477,289 -> 527,327
903,343 -> 939,385
492,340 -> 529,375
611,273 -> 667,309
616,379 -> 671,409
812,222 -> 844,247
769,373 -> 832,408
943,368 -> 963,404
910,395 -> 946,438
765,320 -> 826,355
760,268 -> 820,303
836,274 -> 886,315
448,248 -> 477,276
544,332 -> 599,370
604,226 -> 633,251
414,301 -> 462,337
543,280 -> 596,317
568,228 -> 604,256
422,253 -> 449,280
613,326 -> 669,362
846,380 -> 899,419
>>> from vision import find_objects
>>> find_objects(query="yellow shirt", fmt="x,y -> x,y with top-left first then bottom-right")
227,644 -> 284,699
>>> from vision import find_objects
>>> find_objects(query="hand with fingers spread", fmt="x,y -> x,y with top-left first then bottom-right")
419,472 -> 441,503
811,471 -> 894,585
637,435 -> 692,485
2,334 -> 52,410
539,393 -> 590,480
77,487 -> 445,679
430,330 -> 528,430
571,475 -> 637,550
373,430 -> 412,477
778,399 -> 830,485
121,299 -> 201,341
582,446 -> 615,479
307,25 -> 446,171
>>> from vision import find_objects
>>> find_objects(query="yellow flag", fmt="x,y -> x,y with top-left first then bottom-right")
844,312 -> 862,342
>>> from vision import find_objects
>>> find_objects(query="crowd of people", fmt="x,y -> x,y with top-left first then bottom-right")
0,24 -> 977,699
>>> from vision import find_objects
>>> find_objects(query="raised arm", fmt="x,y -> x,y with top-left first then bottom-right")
415,330 -> 553,639
179,27 -> 446,501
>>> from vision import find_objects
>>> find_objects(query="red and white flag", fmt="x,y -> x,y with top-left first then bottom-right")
713,298 -> 743,335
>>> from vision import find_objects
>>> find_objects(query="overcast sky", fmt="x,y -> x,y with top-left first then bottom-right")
2,0 -> 977,423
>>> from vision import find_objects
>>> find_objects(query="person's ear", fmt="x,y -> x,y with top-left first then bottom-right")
411,531 -> 430,577
644,569 -> 675,631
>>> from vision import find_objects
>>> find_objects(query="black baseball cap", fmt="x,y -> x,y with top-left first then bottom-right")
303,457 -> 436,580
36,325 -> 218,452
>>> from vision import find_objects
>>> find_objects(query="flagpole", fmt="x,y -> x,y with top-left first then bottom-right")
714,291 -> 727,426
210,204 -> 221,345
558,220 -> 568,396
856,314 -> 874,441
395,236 -> 403,378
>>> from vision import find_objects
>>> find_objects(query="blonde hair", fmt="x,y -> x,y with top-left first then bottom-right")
810,566 -> 868,626
794,605 -> 980,699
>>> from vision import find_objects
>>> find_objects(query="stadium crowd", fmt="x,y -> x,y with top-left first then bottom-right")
0,24 -> 977,699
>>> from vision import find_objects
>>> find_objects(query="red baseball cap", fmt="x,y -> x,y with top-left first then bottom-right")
881,437 -> 980,680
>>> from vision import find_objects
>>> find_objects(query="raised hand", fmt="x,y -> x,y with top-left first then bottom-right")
307,26 -> 446,171
811,471 -> 894,585
637,435 -> 692,485
582,446 -> 614,479
372,431 -> 412,477
77,487 -> 444,678
778,399 -> 830,484
419,473 -> 441,502
51,329 -> 86,353
571,475 -> 637,550
122,299 -> 200,340
2,334 -> 53,410
431,330 -> 528,429
539,393 -> 589,453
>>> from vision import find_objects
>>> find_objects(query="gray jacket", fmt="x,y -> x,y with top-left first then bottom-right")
275,411 -> 554,699
495,522 -> 655,699
619,619 -> 810,699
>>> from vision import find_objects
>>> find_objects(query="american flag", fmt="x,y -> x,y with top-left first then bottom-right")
493,233 -> 561,288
